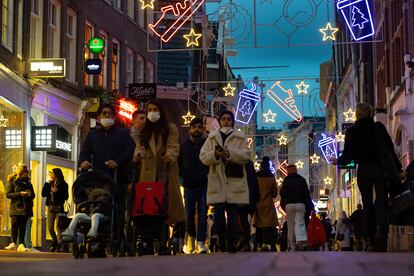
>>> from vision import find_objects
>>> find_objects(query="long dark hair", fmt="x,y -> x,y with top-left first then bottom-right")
140,100 -> 170,149
52,168 -> 65,186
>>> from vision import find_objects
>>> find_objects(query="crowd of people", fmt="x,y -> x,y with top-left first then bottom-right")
2,101 -> 409,255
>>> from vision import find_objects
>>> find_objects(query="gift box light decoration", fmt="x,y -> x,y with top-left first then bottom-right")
235,83 -> 261,125
266,81 -> 302,123
337,0 -> 375,41
318,133 -> 338,163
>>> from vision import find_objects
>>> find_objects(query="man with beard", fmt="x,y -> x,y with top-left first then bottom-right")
179,118 -> 209,254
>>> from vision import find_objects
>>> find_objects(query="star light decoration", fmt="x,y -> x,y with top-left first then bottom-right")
336,132 -> 346,142
139,0 -> 155,9
183,28 -> 202,47
0,115 -> 8,127
324,177 -> 333,185
343,108 -> 356,122
254,161 -> 261,171
310,154 -> 321,164
295,160 -> 304,169
296,80 -> 310,95
182,111 -> 195,125
263,110 -> 277,123
223,83 -> 236,97
276,177 -> 284,186
278,134 -> 288,146
320,23 -> 339,41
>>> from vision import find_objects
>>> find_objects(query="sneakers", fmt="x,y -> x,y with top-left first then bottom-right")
183,236 -> 195,254
17,244 -> 27,252
5,242 -> 17,250
196,241 -> 208,254
26,247 -> 40,253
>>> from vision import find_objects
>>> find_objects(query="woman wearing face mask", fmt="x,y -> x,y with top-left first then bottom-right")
136,101 -> 186,250
200,111 -> 250,253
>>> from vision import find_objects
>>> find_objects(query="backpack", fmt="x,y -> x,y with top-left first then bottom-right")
307,215 -> 327,248
131,181 -> 167,217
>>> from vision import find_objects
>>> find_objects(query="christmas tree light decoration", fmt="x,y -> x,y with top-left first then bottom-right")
235,84 -> 261,125
336,132 -> 346,142
223,83 -> 236,97
295,160 -> 304,169
319,22 -> 339,41
247,137 -> 254,148
183,28 -> 202,47
182,111 -> 195,125
324,177 -> 333,185
276,177 -> 284,186
263,109 -> 277,123
337,0 -> 375,41
318,133 -> 338,163
296,80 -> 310,94
140,0 -> 155,9
278,160 -> 289,176
278,134 -> 288,146
148,0 -> 206,43
266,81 -> 302,123
343,108 -> 356,122
0,115 -> 8,127
310,154 -> 321,164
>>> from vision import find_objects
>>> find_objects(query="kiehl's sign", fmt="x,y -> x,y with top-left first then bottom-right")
28,58 -> 66,78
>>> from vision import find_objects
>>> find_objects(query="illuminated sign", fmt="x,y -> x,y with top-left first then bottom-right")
88,37 -> 105,54
85,59 -> 102,75
56,140 -> 71,152
235,84 -> 261,125
319,22 -> 339,41
183,28 -> 202,47
4,128 -> 22,149
118,99 -> 138,120
266,81 -> 302,123
337,0 -> 375,41
29,58 -> 66,78
318,133 -> 338,163
148,0 -> 206,43
31,126 -> 57,151
128,83 -> 157,102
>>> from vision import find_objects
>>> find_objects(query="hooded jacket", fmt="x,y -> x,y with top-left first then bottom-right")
6,176 -> 35,217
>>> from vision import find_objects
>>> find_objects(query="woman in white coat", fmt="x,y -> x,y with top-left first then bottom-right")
335,211 -> 352,251
200,111 -> 250,253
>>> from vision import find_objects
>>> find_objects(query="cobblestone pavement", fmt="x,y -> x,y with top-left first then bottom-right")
0,251 -> 413,276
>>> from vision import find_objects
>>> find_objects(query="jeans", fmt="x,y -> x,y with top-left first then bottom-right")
17,217 -> 32,247
286,203 -> 307,249
47,209 -> 61,243
214,203 -> 238,246
11,216 -> 29,246
184,186 -> 207,242
357,164 -> 389,249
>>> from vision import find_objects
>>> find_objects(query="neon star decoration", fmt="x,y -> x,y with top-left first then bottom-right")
235,84 -> 261,125
319,23 -> 339,41
183,28 -> 202,47
343,108 -> 356,122
337,0 -> 375,41
223,83 -> 236,97
266,81 -> 302,123
324,177 -> 333,185
139,0 -> 155,9
263,110 -> 277,123
318,133 -> 338,164
296,80 -> 310,95
182,111 -> 195,125
336,132 -> 346,142
254,161 -> 261,171
295,160 -> 304,169
278,135 -> 288,146
310,154 -> 321,164
0,115 -> 8,127
148,0 -> 206,43
276,177 -> 284,186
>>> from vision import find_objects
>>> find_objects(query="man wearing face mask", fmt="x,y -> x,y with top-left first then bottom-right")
79,103 -> 135,254
178,117 -> 209,254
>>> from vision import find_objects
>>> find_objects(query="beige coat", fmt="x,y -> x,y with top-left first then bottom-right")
254,176 -> 278,228
138,124 -> 185,224
199,129 -> 250,205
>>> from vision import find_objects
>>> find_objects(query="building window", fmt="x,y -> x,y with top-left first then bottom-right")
127,48 -> 134,85
30,0 -> 43,58
66,9 -> 77,83
98,31 -> 108,88
147,61 -> 154,83
137,55 -> 144,83
111,40 -> 120,91
138,3 -> 145,27
147,9 -> 154,34
2,0 -> 14,51
127,0 -> 135,19
16,0 -> 23,58
47,0 -> 61,58
84,23 -> 94,86
113,0 -> 121,10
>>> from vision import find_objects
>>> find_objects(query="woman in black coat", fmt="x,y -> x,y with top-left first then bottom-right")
42,168 -> 69,252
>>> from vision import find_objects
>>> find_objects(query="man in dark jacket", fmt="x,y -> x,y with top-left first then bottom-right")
350,203 -> 364,251
178,118 -> 209,254
79,104 -> 135,254
280,165 -> 312,251
332,103 -> 403,251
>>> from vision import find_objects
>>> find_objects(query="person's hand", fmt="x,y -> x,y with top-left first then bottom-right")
51,187 -> 58,193
105,160 -> 118,169
330,158 -> 338,165
215,147 -> 226,159
80,161 -> 92,171
223,149 -> 230,159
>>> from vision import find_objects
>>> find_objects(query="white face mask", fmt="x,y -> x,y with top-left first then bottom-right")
147,111 -> 161,123
220,126 -> 233,135
100,118 -> 115,128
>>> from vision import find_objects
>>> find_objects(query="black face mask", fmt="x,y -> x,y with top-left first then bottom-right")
191,131 -> 202,138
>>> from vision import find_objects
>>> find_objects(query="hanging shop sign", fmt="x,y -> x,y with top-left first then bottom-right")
31,126 -> 57,151
128,83 -> 157,102
28,58 -> 66,78
49,124 -> 72,159
4,128 -> 22,149
88,37 -> 105,54
235,83 -> 261,125
337,0 -> 375,41
85,59 -> 102,75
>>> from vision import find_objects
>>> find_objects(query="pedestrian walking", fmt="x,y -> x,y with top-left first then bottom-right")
42,168 -> 69,252
350,203 -> 364,251
4,165 -> 35,252
320,214 -> 333,251
280,165 -> 312,251
335,211 -> 352,251
307,211 -> 326,251
332,103 -> 403,251
178,117 -> 209,254
254,157 -> 278,252
200,111 -> 250,253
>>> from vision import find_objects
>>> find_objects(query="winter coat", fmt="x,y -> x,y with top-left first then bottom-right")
280,173 -> 312,212
42,180 -> 69,211
199,129 -> 250,205
178,137 -> 209,189
350,209 -> 364,237
254,175 -> 278,228
79,126 -> 135,183
238,161 -> 261,213
6,176 -> 35,217
336,216 -> 352,249
137,123 -> 185,224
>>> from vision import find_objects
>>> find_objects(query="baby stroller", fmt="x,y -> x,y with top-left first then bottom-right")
67,170 -> 116,258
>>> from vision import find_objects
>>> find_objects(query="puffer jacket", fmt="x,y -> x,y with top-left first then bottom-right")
6,176 -> 35,217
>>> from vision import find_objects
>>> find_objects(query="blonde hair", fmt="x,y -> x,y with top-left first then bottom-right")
356,103 -> 374,120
